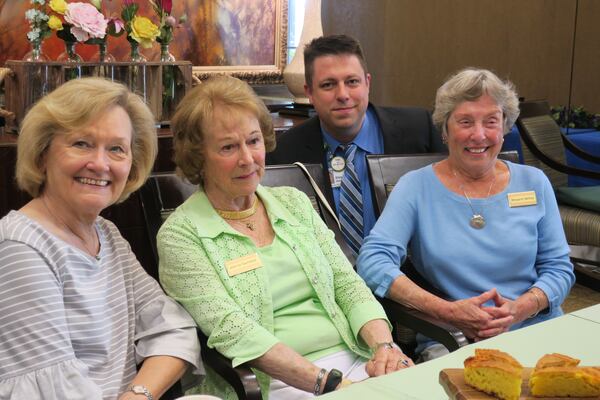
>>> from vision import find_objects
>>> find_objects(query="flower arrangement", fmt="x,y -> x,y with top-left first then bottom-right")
122,0 -> 160,51
25,0 -> 51,60
48,0 -> 108,43
84,1 -> 125,62
150,0 -> 186,56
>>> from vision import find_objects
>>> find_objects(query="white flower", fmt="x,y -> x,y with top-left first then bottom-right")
31,0 -> 46,5
27,30 -> 40,41
25,9 -> 37,21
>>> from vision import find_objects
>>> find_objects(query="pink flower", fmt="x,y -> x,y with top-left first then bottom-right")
160,0 -> 172,14
109,17 -> 125,34
165,15 -> 176,27
64,2 -> 107,41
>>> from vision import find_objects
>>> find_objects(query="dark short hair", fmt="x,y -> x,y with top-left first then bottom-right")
303,34 -> 368,87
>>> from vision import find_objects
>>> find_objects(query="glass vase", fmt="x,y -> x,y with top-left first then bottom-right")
159,42 -> 176,62
91,40 -> 115,63
160,42 -> 177,123
22,40 -> 49,62
57,42 -> 82,81
129,41 -> 147,62
57,41 -> 82,63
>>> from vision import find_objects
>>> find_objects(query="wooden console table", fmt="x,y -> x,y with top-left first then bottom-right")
3,60 -> 192,132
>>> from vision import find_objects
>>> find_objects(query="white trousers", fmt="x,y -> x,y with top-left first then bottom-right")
268,350 -> 369,400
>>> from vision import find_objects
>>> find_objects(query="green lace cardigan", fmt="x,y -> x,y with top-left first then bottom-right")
157,185 -> 389,399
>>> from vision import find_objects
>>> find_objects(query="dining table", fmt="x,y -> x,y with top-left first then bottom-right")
321,303 -> 600,400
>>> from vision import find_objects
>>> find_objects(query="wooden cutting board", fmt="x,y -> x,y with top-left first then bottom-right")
439,368 -> 594,400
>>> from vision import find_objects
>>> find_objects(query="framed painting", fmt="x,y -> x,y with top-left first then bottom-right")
0,0 -> 287,84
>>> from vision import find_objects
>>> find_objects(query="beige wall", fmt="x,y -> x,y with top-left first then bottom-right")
571,0 -> 600,111
323,0 -> 598,113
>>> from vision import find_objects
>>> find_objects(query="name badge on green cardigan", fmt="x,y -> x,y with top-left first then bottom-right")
225,253 -> 263,276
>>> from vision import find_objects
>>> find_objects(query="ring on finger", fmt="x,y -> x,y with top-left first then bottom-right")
398,359 -> 409,367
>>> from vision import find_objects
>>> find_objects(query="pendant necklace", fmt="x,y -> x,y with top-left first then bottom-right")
215,196 -> 259,231
452,169 -> 496,229
41,197 -> 101,259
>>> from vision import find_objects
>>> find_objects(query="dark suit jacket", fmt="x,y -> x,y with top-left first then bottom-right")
266,104 -> 446,202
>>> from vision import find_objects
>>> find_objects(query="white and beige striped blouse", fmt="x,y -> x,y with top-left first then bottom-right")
0,211 -> 202,400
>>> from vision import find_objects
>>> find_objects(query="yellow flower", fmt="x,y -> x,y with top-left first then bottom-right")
49,0 -> 68,14
130,16 -> 160,48
48,15 -> 64,30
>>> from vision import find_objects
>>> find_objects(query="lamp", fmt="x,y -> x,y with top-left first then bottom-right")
283,0 -> 323,105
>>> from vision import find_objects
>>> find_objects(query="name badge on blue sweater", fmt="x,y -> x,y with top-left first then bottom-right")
508,191 -> 537,207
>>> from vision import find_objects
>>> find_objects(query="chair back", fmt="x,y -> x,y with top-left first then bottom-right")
366,151 -> 520,216
139,172 -> 199,277
516,100 -> 568,188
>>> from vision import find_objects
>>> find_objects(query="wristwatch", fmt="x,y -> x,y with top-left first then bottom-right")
127,385 -> 153,400
322,368 -> 343,394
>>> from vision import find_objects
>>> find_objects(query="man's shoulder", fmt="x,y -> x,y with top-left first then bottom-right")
370,103 -> 445,153
266,116 -> 323,164
279,115 -> 321,139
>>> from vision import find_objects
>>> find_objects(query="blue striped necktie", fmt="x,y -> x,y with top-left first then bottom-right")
339,144 -> 364,257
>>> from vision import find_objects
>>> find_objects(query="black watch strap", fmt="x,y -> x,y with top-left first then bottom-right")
322,368 -> 343,394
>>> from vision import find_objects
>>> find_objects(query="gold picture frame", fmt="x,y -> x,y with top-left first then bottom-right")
191,0 -> 288,84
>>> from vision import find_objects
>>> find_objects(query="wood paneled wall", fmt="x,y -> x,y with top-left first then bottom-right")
571,0 -> 600,111
322,0 -> 599,113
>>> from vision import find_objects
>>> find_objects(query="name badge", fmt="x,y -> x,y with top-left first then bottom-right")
330,156 -> 346,172
329,156 -> 346,188
225,253 -> 263,277
507,191 -> 537,207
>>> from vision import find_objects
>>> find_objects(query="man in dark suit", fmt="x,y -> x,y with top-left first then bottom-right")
267,34 -> 445,254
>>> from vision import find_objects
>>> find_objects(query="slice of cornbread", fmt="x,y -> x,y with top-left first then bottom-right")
535,352 -> 580,369
529,353 -> 600,397
464,349 -> 523,400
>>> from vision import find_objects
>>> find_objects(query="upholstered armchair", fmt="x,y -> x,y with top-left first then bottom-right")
516,100 -> 600,289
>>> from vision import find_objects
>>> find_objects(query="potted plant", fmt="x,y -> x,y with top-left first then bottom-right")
551,105 -> 600,133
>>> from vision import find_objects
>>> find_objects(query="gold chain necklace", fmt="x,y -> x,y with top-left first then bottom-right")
215,196 -> 259,231
41,197 -> 100,259
452,169 -> 496,229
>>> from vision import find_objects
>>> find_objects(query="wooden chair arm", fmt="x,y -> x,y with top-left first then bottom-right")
518,120 -> 600,180
378,297 -> 469,353
197,329 -> 262,400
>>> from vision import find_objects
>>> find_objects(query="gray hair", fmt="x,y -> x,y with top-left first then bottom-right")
432,68 -> 520,139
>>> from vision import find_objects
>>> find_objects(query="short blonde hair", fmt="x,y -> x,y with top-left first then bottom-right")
171,75 -> 275,185
433,68 -> 520,139
16,77 -> 157,202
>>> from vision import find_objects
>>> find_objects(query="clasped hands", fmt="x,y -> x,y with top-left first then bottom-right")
448,288 -> 518,341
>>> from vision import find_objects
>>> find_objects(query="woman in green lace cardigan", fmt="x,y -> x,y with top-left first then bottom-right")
157,76 -> 414,400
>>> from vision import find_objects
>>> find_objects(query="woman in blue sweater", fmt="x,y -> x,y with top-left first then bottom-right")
357,68 -> 575,361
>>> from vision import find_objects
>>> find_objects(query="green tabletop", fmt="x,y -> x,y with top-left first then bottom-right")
322,304 -> 600,400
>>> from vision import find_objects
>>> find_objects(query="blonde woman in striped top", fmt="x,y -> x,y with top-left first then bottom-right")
0,78 -> 202,400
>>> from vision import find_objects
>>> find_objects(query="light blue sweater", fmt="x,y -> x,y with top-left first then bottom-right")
357,161 -> 574,333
